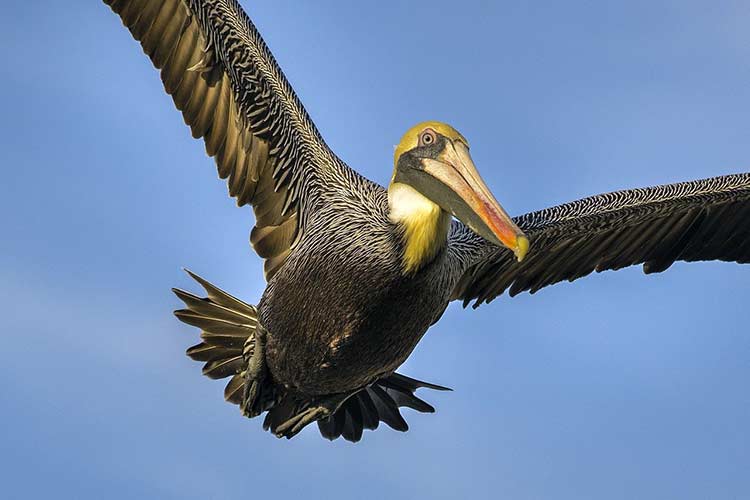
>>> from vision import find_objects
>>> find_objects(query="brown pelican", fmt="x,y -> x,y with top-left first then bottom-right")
103,0 -> 750,442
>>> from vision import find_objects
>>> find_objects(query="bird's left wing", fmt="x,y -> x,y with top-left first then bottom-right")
104,0 -> 360,279
451,172 -> 750,307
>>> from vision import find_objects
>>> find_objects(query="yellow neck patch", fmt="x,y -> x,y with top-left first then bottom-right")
388,182 -> 451,273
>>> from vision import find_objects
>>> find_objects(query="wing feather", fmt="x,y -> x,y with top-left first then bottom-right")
104,0 -> 355,279
451,173 -> 750,306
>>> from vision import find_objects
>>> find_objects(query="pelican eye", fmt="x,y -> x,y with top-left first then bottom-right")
419,129 -> 437,147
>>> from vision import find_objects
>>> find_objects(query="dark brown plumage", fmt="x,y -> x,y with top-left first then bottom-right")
104,0 -> 750,442
453,173 -> 750,306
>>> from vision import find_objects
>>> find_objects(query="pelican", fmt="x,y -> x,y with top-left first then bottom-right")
103,0 -> 750,442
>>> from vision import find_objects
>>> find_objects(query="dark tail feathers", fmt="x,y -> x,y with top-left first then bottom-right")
316,373 -> 451,442
173,269 -> 257,406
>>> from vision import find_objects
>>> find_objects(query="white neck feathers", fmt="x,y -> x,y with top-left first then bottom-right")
388,182 -> 451,273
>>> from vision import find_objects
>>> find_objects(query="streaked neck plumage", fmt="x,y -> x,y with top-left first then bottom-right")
388,182 -> 451,274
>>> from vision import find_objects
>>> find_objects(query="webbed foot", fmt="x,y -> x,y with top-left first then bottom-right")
273,392 -> 353,439
241,325 -> 269,418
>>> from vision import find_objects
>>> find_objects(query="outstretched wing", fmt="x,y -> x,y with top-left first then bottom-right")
451,173 -> 750,307
104,0 -> 355,279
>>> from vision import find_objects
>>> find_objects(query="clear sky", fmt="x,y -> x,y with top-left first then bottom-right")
2,1 -> 749,499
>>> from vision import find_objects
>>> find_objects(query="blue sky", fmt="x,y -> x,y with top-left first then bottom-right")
2,1 -> 749,498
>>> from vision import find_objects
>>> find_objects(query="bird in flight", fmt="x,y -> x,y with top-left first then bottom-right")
103,0 -> 750,442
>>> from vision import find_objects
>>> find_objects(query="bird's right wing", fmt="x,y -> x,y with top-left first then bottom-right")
104,0 -> 358,279
451,173 -> 750,307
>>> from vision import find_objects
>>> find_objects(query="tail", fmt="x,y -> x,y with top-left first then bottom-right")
315,374 -> 451,442
172,270 -> 258,406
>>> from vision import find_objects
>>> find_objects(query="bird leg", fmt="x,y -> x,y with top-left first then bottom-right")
274,392 -> 354,439
241,324 -> 269,418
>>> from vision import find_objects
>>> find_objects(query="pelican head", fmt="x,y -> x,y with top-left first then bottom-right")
389,121 -> 528,270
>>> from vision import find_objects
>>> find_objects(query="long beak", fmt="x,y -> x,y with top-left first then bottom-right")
421,141 -> 529,261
